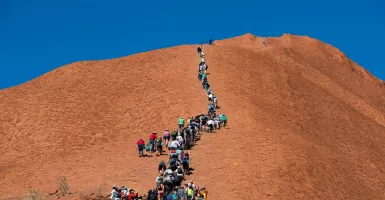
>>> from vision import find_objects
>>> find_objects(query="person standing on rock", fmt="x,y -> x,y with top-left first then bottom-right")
149,131 -> 157,152
136,138 -> 145,157
178,117 -> 184,133
197,46 -> 202,55
163,129 -> 170,143
221,114 -> 227,126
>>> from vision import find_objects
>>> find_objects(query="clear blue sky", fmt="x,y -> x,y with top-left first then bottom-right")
0,0 -> 384,89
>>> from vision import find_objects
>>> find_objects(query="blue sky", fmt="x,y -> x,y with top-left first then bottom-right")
0,0 -> 384,89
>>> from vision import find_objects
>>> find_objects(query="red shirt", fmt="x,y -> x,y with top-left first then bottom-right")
136,139 -> 145,145
149,133 -> 157,140
128,192 -> 138,200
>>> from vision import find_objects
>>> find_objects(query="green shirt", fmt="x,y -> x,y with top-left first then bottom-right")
178,118 -> 184,125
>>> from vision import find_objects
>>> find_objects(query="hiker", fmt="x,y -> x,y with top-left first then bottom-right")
127,189 -> 138,200
201,57 -> 205,64
206,88 -> 212,95
201,73 -> 207,82
221,114 -> 227,126
163,129 -> 170,143
209,39 -> 213,45
159,161 -> 167,174
157,183 -> 165,200
197,46 -> 202,55
186,185 -> 194,200
120,186 -> 128,200
198,186 -> 208,199
110,185 -> 120,200
136,138 -> 145,157
213,95 -> 218,108
207,118 -> 214,133
204,81 -> 210,90
178,117 -> 184,133
176,133 -> 184,149
149,132 -> 157,152
182,155 -> 190,175
147,189 -> 158,200
156,137 -> 163,156
208,93 -> 213,102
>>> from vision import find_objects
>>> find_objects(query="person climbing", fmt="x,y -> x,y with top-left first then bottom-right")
110,185 -> 120,200
186,185 -> 194,200
221,114 -> 227,126
208,93 -> 213,102
149,131 -> 157,152
197,46 -> 202,55
157,183 -> 165,200
156,137 -> 163,156
156,173 -> 164,185
213,95 -> 218,108
136,138 -> 145,157
176,133 -> 184,150
201,56 -> 205,64
198,186 -> 208,199
178,117 -> 184,133
201,73 -> 207,82
182,155 -> 190,175
203,81 -> 210,90
206,88 -> 212,95
207,118 -> 214,133
198,71 -> 203,81
209,38 -> 213,45
159,160 -> 167,174
120,186 -> 128,200
163,129 -> 170,143
127,189 -> 138,200
171,130 -> 178,141
147,189 -> 158,200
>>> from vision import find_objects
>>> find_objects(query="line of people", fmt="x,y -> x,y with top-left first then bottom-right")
110,46 -> 227,200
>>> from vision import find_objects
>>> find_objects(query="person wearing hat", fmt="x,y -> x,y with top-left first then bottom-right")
162,129 -> 170,143
149,131 -> 157,152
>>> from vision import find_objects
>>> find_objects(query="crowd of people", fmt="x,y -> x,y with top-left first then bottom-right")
110,45 -> 227,200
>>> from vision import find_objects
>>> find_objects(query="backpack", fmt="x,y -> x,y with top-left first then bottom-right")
169,158 -> 176,165
182,157 -> 189,165
157,176 -> 164,183
171,193 -> 177,200
172,131 -> 177,137
177,167 -> 183,174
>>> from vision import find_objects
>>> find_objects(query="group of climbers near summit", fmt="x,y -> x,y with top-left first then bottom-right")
110,43 -> 226,200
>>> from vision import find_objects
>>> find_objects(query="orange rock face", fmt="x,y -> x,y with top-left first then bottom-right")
1,33 -> 385,199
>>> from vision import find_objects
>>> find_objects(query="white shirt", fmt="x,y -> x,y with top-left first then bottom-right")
207,120 -> 214,125
171,140 -> 179,148
201,58 -> 205,63
208,94 -> 213,99
177,135 -> 183,144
